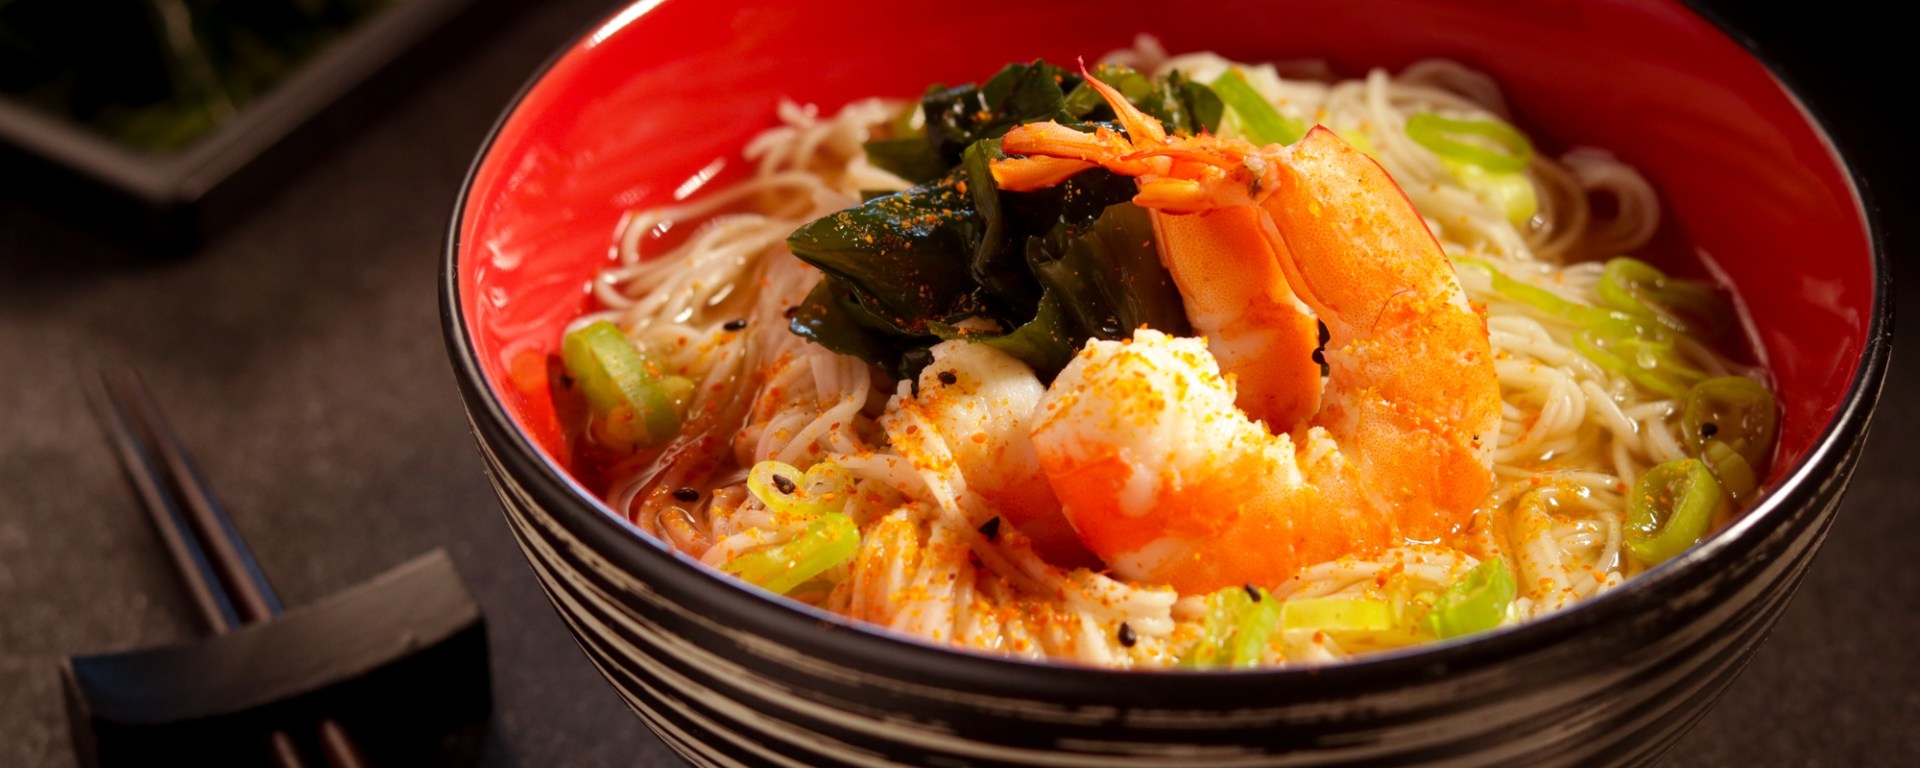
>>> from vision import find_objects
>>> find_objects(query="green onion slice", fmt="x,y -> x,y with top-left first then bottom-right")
1681,376 -> 1778,468
1445,160 -> 1538,226
747,460 -> 855,521
1463,258 -> 1729,402
1181,586 -> 1283,667
1701,439 -> 1760,504
1461,258 -> 1638,335
1405,112 -> 1533,173
1280,596 -> 1397,634
1227,590 -> 1285,665
660,375 -> 696,409
722,513 -> 860,595
1599,258 -> 1733,339
1424,558 -> 1516,639
561,320 -> 681,451
1626,458 -> 1725,566
1210,68 -> 1305,145
1573,328 -> 1705,399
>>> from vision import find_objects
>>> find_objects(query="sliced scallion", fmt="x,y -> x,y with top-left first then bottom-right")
660,375 -> 696,409
1209,68 -> 1305,146
1681,376 -> 1777,467
1626,458 -> 1725,566
1423,558 -> 1515,639
561,320 -> 682,452
1405,112 -> 1533,173
1701,439 -> 1759,504
1599,257 -> 1733,339
1573,328 -> 1705,399
1179,597 -> 1237,667
1181,585 -> 1283,667
746,460 -> 854,521
722,513 -> 860,595
1280,596 -> 1396,634
1227,589 -> 1285,665
1444,159 -> 1538,227
1462,258 -> 1637,334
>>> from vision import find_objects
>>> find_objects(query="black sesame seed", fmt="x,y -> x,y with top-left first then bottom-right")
1313,320 -> 1332,372
937,370 -> 958,386
978,516 -> 1001,541
671,487 -> 700,503
771,474 -> 797,495
1700,422 -> 1719,439
1243,583 -> 1263,602
723,318 -> 748,331
1117,622 -> 1137,647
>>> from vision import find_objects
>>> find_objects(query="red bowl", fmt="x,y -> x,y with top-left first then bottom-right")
443,1 -> 1890,764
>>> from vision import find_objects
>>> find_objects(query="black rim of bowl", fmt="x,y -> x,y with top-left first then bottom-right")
439,0 -> 1894,701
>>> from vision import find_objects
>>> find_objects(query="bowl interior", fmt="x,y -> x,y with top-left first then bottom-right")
455,0 -> 1873,546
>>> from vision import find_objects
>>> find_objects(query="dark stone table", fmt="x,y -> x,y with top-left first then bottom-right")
2,1 -> 1912,765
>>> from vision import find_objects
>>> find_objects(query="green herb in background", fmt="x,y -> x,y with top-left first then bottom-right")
0,0 -> 394,154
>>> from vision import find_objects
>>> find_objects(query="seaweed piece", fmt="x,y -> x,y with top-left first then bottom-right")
791,60 -> 1207,383
922,60 -> 1081,168
1062,64 -> 1222,136
787,175 -> 987,335
932,288 -> 1079,379
1028,202 -> 1192,341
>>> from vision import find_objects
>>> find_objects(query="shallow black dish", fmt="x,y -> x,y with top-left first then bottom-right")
0,0 -> 479,246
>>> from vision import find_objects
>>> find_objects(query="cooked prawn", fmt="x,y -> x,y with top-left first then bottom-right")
1003,69 -> 1501,592
997,119 -> 1323,430
887,340 -> 1098,567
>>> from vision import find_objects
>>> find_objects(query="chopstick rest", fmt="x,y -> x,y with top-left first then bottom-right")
63,553 -> 491,766
65,371 -> 492,767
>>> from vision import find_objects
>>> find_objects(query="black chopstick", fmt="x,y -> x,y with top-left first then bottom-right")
108,371 -> 286,623
91,381 -> 243,633
92,370 -> 370,768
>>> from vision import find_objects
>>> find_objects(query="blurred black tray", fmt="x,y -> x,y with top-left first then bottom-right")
0,0 -> 489,249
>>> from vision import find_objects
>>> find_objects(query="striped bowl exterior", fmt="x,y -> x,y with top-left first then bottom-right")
450,365 -> 1879,767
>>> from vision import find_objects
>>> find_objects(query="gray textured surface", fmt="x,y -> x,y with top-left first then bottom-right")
1,1 -> 1914,766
